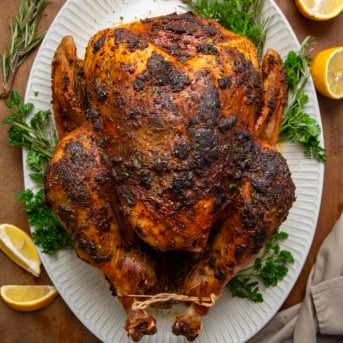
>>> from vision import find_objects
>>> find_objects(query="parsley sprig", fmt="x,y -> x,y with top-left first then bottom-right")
16,189 -> 73,254
228,231 -> 294,302
183,0 -> 267,55
3,91 -> 73,254
280,37 -> 326,162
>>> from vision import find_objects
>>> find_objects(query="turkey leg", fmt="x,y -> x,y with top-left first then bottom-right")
44,126 -> 157,342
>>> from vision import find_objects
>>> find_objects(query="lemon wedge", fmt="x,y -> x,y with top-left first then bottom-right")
295,0 -> 343,21
311,47 -> 343,99
0,223 -> 41,277
0,285 -> 58,311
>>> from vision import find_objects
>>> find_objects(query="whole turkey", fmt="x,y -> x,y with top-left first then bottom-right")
45,12 -> 295,342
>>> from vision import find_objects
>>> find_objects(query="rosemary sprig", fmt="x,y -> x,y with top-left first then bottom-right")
183,0 -> 268,55
0,0 -> 47,99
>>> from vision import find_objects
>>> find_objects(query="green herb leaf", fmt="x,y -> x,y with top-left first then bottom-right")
16,189 -> 73,255
228,230 -> 294,302
26,150 -> 47,179
260,250 -> 294,286
4,89 -> 22,107
28,172 -> 45,184
271,231 -> 289,240
3,91 -> 58,185
229,277 -> 263,303
280,37 -> 326,163
30,110 -> 51,129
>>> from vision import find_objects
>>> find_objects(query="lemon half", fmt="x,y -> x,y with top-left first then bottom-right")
1,285 -> 58,311
0,224 -> 41,277
295,0 -> 343,21
311,47 -> 343,99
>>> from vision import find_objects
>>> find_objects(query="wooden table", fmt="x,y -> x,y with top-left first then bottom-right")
0,1 -> 342,341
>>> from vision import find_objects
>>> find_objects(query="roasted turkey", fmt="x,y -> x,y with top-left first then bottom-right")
44,12 -> 295,342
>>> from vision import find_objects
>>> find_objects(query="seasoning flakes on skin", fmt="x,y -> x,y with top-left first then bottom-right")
134,53 -> 190,92
114,28 -> 148,52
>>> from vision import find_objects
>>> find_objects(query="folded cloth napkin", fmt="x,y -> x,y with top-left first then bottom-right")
249,212 -> 343,343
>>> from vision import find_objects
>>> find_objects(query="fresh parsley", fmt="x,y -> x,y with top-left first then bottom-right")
229,277 -> 263,302
3,91 -> 73,254
228,231 -> 294,302
184,0 -> 267,55
280,37 -> 326,162
16,189 -> 73,254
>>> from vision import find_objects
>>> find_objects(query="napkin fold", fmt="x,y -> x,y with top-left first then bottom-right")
250,212 -> 343,343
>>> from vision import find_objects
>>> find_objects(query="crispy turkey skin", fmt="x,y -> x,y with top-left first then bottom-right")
45,12 -> 295,342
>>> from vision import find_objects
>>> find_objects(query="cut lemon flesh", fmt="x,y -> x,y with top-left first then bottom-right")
295,0 -> 343,21
0,224 -> 41,277
311,47 -> 343,99
1,285 -> 58,311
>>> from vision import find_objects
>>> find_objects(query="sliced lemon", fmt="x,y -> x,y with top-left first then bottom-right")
0,285 -> 58,311
295,0 -> 343,21
0,223 -> 41,277
311,47 -> 343,99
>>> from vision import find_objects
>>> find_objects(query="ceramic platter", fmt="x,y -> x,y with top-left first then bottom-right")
24,0 -> 324,342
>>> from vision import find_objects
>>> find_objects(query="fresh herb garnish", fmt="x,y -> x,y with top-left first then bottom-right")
183,0 -> 267,55
229,277 -> 263,302
0,0 -> 47,99
228,231 -> 294,302
3,90 -> 57,184
16,189 -> 73,254
3,91 -> 73,254
280,37 -> 326,162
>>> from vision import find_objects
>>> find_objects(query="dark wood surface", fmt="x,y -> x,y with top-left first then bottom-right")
0,1 -> 342,341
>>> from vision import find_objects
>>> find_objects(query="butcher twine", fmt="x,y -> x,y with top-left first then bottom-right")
126,293 -> 218,311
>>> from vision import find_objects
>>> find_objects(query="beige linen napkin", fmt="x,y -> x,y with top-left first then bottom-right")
250,212 -> 343,343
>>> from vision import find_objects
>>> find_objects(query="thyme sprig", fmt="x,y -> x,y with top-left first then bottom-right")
280,37 -> 326,162
0,0 -> 47,99
3,90 -> 57,183
282,37 -> 314,116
